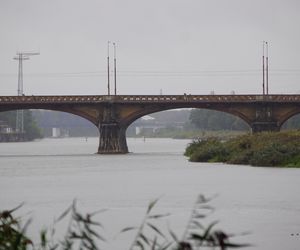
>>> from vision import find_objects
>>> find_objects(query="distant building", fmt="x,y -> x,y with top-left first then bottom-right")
0,120 -> 24,142
52,127 -> 61,138
52,127 -> 69,138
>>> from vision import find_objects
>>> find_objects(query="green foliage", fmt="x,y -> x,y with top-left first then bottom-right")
0,197 -> 250,250
185,139 -> 229,162
0,204 -> 32,250
185,131 -> 300,167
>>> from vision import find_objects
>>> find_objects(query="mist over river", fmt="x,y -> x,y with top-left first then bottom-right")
0,137 -> 300,250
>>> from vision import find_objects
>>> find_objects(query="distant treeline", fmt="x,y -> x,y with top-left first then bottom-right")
189,109 -> 250,131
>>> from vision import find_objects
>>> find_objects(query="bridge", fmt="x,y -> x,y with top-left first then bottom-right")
1,94 -> 300,153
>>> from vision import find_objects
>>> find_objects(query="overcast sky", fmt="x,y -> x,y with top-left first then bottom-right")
0,0 -> 299,95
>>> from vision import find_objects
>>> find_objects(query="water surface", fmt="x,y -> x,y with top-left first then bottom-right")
0,137 -> 299,249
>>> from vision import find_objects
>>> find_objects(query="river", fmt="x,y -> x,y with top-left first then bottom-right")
0,137 -> 299,249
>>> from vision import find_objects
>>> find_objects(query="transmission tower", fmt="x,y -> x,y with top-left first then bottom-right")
13,51 -> 39,133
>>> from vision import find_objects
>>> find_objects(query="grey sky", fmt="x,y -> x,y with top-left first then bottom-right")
0,0 -> 299,95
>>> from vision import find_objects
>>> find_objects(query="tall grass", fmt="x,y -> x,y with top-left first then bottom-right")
0,196 -> 250,250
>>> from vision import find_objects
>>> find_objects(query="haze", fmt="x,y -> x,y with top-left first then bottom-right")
0,0 -> 299,96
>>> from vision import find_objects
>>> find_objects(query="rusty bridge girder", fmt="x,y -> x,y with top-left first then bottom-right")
1,95 -> 300,153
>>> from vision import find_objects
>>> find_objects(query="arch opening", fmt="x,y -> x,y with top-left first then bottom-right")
126,108 -> 250,138
0,109 -> 98,141
281,113 -> 300,130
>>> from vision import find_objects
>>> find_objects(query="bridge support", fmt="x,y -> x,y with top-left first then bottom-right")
97,105 -> 128,154
98,122 -> 128,154
250,105 -> 281,133
251,121 -> 280,133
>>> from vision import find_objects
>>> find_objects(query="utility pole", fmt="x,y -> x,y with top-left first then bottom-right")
266,42 -> 269,95
13,51 -> 39,133
262,41 -> 265,95
113,42 -> 117,95
262,41 -> 269,96
107,41 -> 110,96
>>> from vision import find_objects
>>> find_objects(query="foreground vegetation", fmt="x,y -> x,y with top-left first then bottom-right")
0,196 -> 249,250
185,131 -> 300,167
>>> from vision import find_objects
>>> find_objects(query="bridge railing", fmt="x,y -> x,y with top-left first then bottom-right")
0,94 -> 300,104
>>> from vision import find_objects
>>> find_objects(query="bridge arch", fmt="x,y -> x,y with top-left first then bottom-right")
0,107 -> 99,136
281,113 -> 300,129
121,104 -> 252,129
277,108 -> 300,128
127,108 -> 250,137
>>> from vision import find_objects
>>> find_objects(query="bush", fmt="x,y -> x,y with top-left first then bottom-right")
186,138 -> 229,163
185,131 -> 300,167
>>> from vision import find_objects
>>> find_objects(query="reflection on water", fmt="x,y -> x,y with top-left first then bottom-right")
0,137 -> 300,250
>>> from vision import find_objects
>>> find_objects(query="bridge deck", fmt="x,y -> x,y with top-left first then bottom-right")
1,94 -> 300,104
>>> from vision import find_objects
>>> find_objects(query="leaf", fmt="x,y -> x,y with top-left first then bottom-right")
40,229 -> 47,247
148,213 -> 171,219
168,229 -> 179,243
191,220 -> 204,229
85,225 -> 106,242
119,226 -> 137,233
192,213 -> 206,219
8,202 -> 25,214
55,205 -> 72,222
139,233 -> 150,245
160,242 -> 173,250
202,220 -> 219,240
222,242 -> 252,248
151,236 -> 158,250
189,233 -> 204,241
147,222 -> 166,238
147,198 -> 160,214
135,240 -> 145,250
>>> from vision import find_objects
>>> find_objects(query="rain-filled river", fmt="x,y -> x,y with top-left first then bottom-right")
0,137 -> 300,250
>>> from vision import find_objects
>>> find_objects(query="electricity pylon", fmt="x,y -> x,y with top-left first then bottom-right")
13,51 -> 39,133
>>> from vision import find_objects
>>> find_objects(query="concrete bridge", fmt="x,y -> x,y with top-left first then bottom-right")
1,94 -> 300,153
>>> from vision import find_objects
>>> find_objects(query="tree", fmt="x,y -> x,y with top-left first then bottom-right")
189,109 -> 249,131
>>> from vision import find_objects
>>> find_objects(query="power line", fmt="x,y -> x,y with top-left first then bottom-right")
0,69 -> 300,78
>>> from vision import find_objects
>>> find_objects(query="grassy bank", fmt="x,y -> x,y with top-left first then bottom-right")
130,129 -> 247,140
185,130 -> 300,167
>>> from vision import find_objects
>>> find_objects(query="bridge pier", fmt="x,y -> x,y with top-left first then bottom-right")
251,121 -> 280,133
250,105 -> 281,133
98,122 -> 128,154
97,105 -> 128,154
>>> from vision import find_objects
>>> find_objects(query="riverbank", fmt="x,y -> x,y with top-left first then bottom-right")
185,130 -> 300,167
131,129 -> 247,140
